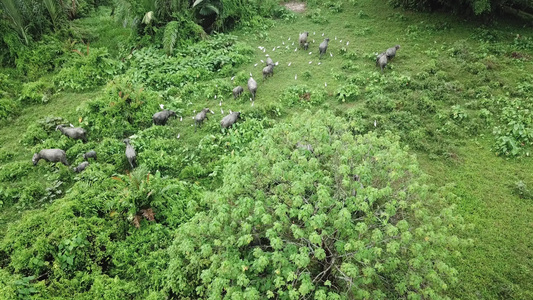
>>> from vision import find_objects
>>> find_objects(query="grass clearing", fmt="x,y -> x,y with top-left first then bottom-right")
418,137 -> 533,298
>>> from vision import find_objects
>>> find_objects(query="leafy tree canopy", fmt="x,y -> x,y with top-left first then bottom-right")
166,110 -> 469,299
389,0 -> 533,15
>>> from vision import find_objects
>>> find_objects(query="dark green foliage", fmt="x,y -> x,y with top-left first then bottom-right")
390,0 -> 533,15
54,47 -> 123,91
14,35 -> 64,80
166,111 -> 468,299
0,166 -> 204,298
0,161 -> 32,182
0,97 -> 19,120
75,77 -> 159,139
19,80 -> 55,105
126,34 -> 252,90
0,0 -> 103,67
21,116 -> 68,146
336,83 -> 360,102
278,85 -> 327,107
307,8 -> 329,24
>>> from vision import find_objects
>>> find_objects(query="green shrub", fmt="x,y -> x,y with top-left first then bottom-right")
279,85 -> 327,107
307,9 -> 329,24
336,84 -> 360,102
15,35 -> 65,80
0,72 -> 21,98
324,1 -> 344,13
21,116 -> 67,146
514,181 -> 532,199
76,77 -> 160,139
166,110 -> 468,299
54,47 -> 123,91
127,34 -> 253,91
19,80 -> 55,105
491,98 -> 533,156
0,98 -> 19,120
0,161 -> 32,182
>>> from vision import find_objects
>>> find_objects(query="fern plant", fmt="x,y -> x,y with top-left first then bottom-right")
0,0 -> 29,44
163,21 -> 179,56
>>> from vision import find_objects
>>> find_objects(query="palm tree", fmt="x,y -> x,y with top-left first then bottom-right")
0,0 -> 29,44
192,0 -> 222,31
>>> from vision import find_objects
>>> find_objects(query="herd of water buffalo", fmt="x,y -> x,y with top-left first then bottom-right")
31,31 -> 400,174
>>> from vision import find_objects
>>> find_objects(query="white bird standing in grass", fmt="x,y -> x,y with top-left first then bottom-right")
295,48 -> 297,52
309,61 -> 312,64
219,101 -> 222,106
254,63 -> 258,67
346,41 -> 349,46
231,76 -> 235,81
180,116 -> 182,121
159,104 -> 164,109
177,134 -> 180,139
309,52 -> 312,55
318,62 -> 322,65
221,108 -> 224,114
288,62 -> 292,66
295,74 -> 297,80
251,101 -> 254,107
330,52 -> 333,57
214,95 -> 217,99
374,120 -> 377,127
325,82 -> 327,87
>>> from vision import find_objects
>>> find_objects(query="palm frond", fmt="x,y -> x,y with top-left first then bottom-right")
43,0 -> 60,30
0,0 -> 29,44
200,3 -> 220,16
142,11 -> 154,24
163,21 -> 179,56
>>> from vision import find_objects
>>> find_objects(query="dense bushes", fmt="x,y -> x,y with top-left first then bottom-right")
166,111 -> 468,299
126,34 -> 253,90
54,47 -> 123,92
0,167 -> 204,298
388,0 -> 533,15
0,98 -> 19,120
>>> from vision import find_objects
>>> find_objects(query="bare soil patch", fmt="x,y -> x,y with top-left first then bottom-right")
283,1 -> 306,13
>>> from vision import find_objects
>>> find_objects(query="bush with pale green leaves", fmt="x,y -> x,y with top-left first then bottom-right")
166,110 -> 469,299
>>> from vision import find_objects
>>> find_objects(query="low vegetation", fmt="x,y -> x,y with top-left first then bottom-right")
0,0 -> 532,299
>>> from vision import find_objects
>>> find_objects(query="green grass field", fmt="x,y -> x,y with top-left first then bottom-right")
1,0 -> 532,298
